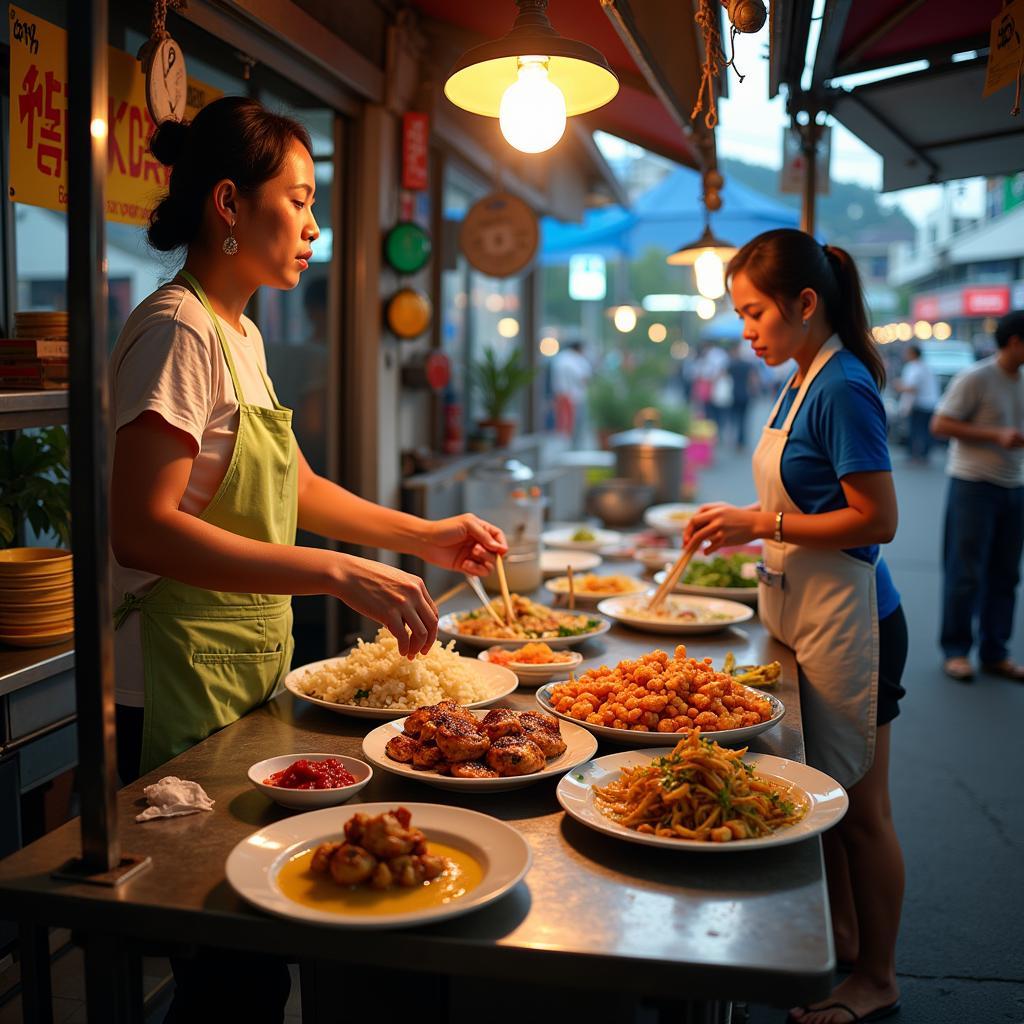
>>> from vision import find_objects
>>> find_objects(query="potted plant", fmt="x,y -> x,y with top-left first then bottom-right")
0,427 -> 71,548
471,346 -> 536,447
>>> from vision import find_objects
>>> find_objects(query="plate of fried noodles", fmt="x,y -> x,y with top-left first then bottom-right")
556,730 -> 848,851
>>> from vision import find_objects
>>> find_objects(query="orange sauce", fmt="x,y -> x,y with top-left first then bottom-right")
275,843 -> 482,916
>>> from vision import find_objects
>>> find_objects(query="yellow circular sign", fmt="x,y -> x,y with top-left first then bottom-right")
386,288 -> 432,339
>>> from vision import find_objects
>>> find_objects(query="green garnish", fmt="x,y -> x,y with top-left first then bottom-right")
353,688 -> 370,700
574,772 -> 585,781
571,527 -> 597,542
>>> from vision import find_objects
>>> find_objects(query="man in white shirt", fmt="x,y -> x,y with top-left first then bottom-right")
931,311 -> 1024,682
896,344 -> 939,461
551,340 -> 592,446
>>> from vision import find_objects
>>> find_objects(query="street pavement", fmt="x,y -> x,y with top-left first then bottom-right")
695,426 -> 1024,1024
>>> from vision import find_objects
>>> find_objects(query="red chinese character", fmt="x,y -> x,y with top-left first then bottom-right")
36,71 -> 64,177
18,64 -> 43,149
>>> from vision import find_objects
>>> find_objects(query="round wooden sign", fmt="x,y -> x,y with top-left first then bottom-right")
459,192 -> 539,278
145,37 -> 188,125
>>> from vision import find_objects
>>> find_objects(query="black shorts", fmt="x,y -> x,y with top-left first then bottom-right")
877,604 -> 908,726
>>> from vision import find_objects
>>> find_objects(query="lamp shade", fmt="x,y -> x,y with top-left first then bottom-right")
666,224 -> 738,267
444,2 -> 619,118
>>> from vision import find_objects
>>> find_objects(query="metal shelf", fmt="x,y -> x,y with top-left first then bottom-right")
0,643 -> 74,698
0,389 -> 69,431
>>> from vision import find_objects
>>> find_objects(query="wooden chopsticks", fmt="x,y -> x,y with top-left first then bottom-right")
495,555 -> 517,626
433,580 -> 468,607
647,538 -> 701,611
567,565 -> 576,610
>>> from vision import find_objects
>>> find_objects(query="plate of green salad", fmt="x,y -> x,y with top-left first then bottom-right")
653,551 -> 760,605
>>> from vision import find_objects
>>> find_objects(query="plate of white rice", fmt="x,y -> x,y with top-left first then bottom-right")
284,628 -> 518,718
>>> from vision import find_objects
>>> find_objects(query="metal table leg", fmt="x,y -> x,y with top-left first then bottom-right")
17,922 -> 52,1024
83,932 -> 143,1024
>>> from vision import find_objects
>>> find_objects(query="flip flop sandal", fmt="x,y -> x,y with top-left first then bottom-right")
787,999 -> 901,1023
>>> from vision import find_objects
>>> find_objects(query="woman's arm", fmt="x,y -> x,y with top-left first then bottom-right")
685,471 -> 897,553
295,450 -> 507,575
111,413 -> 439,656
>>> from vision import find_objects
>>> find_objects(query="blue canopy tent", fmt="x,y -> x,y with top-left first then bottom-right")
540,165 -> 800,263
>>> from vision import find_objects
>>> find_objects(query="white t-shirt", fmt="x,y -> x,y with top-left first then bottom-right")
109,283 -> 277,706
551,348 -> 591,404
936,356 -> 1024,488
899,358 -> 939,413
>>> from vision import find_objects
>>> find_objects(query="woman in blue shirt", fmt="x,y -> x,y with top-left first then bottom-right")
686,230 -> 906,1024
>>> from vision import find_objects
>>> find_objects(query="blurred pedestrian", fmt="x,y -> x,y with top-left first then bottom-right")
894,344 -> 938,462
551,339 -> 591,446
726,341 -> 758,450
931,310 -> 1024,682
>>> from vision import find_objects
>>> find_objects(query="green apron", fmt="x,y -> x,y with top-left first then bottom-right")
115,270 -> 298,774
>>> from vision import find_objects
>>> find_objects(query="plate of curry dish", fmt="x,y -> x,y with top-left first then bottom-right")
226,803 -> 532,928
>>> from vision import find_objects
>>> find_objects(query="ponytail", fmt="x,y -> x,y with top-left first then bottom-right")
727,229 -> 886,390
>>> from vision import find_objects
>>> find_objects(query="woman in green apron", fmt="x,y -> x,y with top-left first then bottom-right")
108,97 -> 506,1022
685,231 -> 906,1024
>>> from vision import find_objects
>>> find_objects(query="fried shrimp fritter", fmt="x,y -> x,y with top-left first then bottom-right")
412,743 -> 448,771
328,843 -> 376,885
486,734 -> 546,776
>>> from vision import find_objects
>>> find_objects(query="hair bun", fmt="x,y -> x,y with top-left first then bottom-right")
149,118 -> 190,167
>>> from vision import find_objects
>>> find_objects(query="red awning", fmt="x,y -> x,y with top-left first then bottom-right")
409,0 -> 701,169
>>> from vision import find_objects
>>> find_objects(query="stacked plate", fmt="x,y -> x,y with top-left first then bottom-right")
0,548 -> 74,647
14,310 -> 69,340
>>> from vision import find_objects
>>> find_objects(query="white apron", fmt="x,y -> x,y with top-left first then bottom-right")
753,336 -> 879,787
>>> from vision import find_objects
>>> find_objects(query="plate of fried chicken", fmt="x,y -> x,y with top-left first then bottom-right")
361,701 -> 598,792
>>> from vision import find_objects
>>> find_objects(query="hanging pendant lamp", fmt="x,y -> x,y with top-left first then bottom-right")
667,223 -> 737,301
444,0 -> 619,154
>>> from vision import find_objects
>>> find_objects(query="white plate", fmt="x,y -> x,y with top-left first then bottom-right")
248,754 -> 373,810
634,546 -> 682,572
557,750 -> 847,851
226,802 -> 532,928
643,503 -> 700,538
477,647 -> 583,686
653,558 -> 761,606
541,526 -> 622,552
535,682 -> 785,747
540,550 -> 603,577
544,575 -> 647,606
362,711 -> 598,792
438,611 -> 611,650
597,594 -> 754,634
285,656 -> 518,719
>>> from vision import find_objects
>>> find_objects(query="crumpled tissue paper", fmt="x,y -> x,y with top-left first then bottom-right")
136,776 -> 215,822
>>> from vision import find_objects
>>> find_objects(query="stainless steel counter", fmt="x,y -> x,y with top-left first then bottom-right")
0,586 -> 833,1020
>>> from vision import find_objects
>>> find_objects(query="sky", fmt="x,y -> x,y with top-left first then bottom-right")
710,17 -> 949,226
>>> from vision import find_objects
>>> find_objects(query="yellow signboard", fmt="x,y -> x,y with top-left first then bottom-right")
8,4 -> 222,226
983,0 -> 1024,99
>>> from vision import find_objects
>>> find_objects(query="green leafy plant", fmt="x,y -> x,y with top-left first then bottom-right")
471,346 -> 536,421
588,363 -> 690,437
0,427 -> 71,547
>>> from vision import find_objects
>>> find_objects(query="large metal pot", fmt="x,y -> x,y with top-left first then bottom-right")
608,408 -> 688,504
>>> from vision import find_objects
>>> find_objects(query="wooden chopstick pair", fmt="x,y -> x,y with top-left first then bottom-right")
647,537 -> 701,611
495,555 -> 517,626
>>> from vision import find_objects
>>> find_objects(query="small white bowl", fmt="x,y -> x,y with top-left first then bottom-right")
635,546 -> 682,572
478,647 -> 583,686
247,753 -> 372,810
540,550 -> 603,577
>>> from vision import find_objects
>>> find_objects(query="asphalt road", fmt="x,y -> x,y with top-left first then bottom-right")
696,429 -> 1024,1024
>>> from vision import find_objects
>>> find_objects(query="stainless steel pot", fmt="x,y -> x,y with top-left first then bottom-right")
608,408 -> 688,505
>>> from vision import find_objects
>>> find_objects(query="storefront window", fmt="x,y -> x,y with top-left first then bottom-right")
440,164 -> 531,443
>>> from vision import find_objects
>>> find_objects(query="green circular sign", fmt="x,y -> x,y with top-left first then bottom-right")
384,221 -> 432,274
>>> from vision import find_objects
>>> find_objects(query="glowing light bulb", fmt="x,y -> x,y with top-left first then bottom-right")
693,250 -> 725,300
539,336 -> 560,357
613,306 -> 638,333
648,323 -> 667,343
696,298 -> 716,321
499,57 -> 567,154
913,320 -> 933,340
497,317 -> 520,338
933,321 -> 952,341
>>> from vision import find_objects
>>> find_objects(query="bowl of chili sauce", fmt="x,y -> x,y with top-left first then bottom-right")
248,754 -> 373,809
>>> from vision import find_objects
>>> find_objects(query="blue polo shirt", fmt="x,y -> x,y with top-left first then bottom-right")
770,350 -> 901,620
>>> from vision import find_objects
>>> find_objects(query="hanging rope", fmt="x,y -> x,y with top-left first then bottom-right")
690,0 -> 747,129
151,0 -> 188,43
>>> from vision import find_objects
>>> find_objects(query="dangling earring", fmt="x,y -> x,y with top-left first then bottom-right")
223,221 -> 238,256
801,319 -> 809,329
